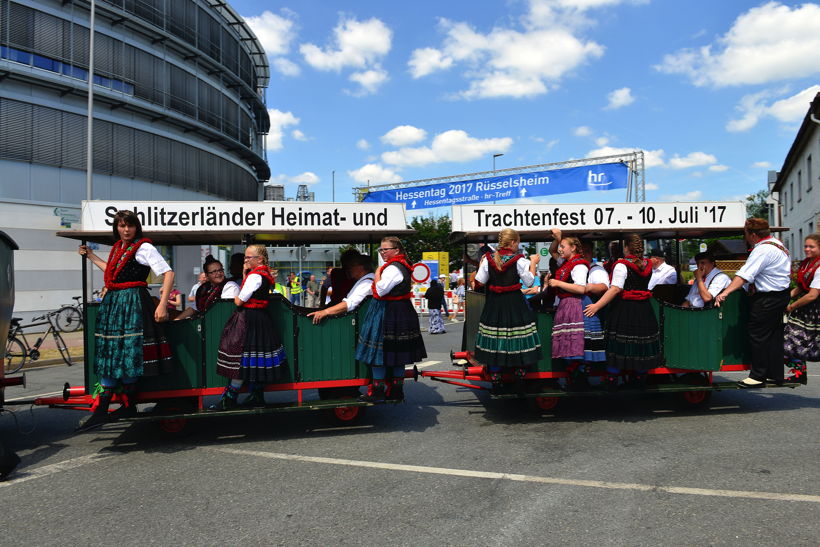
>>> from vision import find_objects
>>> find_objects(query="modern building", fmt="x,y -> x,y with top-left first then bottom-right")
0,0 -> 270,320
769,92 -> 820,253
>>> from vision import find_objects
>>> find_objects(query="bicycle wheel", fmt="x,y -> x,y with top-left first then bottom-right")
56,306 -> 82,332
4,337 -> 27,374
53,331 -> 73,366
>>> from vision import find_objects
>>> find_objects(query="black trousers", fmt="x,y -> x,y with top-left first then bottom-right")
747,289 -> 790,381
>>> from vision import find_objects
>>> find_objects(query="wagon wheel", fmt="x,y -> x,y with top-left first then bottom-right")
322,387 -> 365,425
677,373 -> 712,408
527,380 -> 561,413
153,398 -> 196,435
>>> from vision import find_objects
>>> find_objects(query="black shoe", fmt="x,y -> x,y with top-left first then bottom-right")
386,383 -> 404,401
76,391 -> 112,432
209,388 -> 239,410
765,378 -> 784,387
110,403 -> 138,420
241,390 -> 266,407
358,383 -> 386,403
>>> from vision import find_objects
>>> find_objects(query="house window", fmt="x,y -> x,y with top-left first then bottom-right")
790,182 -> 794,210
808,155 -> 813,191
783,190 -> 787,217
797,170 -> 802,201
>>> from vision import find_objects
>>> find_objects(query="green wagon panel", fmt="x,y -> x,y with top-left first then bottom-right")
297,299 -> 368,382
718,291 -> 751,366
268,296 -> 296,383
531,311 -> 556,372
660,304 -> 723,371
461,290 -> 484,353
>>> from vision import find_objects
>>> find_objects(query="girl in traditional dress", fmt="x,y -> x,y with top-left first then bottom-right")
355,236 -> 427,402
547,236 -> 589,388
77,210 -> 175,429
583,233 -> 659,389
174,255 -> 240,320
214,244 -> 286,409
581,240 -> 609,367
474,228 -> 542,387
783,233 -> 820,383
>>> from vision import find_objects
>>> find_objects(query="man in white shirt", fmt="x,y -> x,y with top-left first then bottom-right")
715,218 -> 791,387
308,254 -> 375,324
648,249 -> 678,290
188,272 -> 207,303
683,252 -> 731,308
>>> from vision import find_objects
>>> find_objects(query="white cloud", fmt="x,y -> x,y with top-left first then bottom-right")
291,129 -> 307,141
348,163 -> 402,184
587,146 -> 666,168
356,139 -> 370,150
574,126 -> 593,137
752,161 -> 772,169
645,183 -> 659,191
726,86 -> 820,132
709,165 -> 729,172
347,68 -> 389,96
595,136 -> 610,146
605,87 -> 634,109
290,172 -> 319,185
408,47 -> 454,78
300,16 -> 392,95
381,125 -> 428,147
245,10 -> 300,76
656,2 -> 820,87
409,8 -> 605,100
267,108 -> 300,151
668,151 -> 717,169
381,130 -> 512,167
662,190 -> 703,201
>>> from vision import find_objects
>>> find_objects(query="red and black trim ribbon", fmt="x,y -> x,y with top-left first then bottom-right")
240,266 -> 274,309
554,254 -> 590,298
485,249 -> 524,272
488,283 -> 522,293
795,256 -> 820,292
609,256 -> 652,282
196,280 -> 228,312
373,254 -> 414,300
753,237 -> 790,256
104,238 -> 151,290
622,290 -> 652,300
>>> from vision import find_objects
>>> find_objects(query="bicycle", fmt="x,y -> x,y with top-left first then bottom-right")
4,311 -> 74,374
55,296 -> 84,332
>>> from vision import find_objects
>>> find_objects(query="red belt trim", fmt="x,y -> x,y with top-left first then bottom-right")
107,280 -> 148,290
621,290 -> 651,301
488,283 -> 521,293
244,298 -> 269,309
556,291 -> 581,299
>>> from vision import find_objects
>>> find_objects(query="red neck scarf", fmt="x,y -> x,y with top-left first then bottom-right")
796,256 -> 820,292
379,254 -> 412,275
554,254 -> 589,282
241,266 -> 275,308
487,248 -> 523,272
104,238 -> 151,290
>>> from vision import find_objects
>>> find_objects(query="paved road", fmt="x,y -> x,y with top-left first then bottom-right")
2,321 -> 818,546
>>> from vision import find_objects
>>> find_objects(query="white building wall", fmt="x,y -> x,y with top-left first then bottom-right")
780,123 -> 820,253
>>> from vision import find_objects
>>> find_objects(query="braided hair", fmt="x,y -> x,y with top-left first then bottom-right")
493,228 -> 520,268
623,233 -> 646,268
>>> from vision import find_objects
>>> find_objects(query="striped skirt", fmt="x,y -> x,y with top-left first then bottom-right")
605,298 -> 660,371
582,294 -> 606,363
94,287 -> 172,379
216,308 -> 286,382
474,290 -> 542,369
356,299 -> 427,367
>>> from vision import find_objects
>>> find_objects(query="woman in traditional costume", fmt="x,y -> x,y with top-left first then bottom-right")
583,233 -> 659,389
547,235 -> 589,388
355,236 -> 426,402
214,244 -> 286,409
783,233 -> 820,383
580,240 -> 609,368
473,228 -> 542,388
175,255 -> 239,321
77,210 -> 175,429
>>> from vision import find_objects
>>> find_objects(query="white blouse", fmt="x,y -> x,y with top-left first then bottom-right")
475,255 -> 535,287
133,243 -> 171,276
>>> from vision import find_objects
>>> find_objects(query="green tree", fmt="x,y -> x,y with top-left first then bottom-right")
745,189 -> 770,219
400,215 -> 464,269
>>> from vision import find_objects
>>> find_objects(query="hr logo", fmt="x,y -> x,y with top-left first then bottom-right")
587,170 -> 612,187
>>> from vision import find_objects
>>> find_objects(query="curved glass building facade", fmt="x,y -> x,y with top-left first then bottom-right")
0,0 -> 271,319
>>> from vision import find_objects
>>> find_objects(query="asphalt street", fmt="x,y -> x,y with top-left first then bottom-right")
1,321 -> 818,546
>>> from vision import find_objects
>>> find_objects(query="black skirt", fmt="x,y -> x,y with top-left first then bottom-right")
605,298 -> 660,371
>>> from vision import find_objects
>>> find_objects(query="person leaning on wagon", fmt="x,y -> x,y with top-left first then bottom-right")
77,209 -> 175,430
647,249 -> 677,290
355,236 -> 427,402
715,218 -> 791,388
682,252 -> 730,308
782,232 -> 820,384
213,245 -> 287,409
583,233 -> 660,390
175,255 -> 240,321
308,254 -> 374,324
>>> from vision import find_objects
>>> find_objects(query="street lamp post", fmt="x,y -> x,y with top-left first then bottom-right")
85,0 -> 96,298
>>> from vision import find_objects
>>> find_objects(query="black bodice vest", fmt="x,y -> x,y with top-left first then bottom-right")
386,262 -> 411,297
116,256 -> 150,283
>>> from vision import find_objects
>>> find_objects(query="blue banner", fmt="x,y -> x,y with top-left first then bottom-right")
362,162 -> 628,210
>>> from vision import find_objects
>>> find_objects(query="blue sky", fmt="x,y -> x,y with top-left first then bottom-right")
228,0 -> 820,212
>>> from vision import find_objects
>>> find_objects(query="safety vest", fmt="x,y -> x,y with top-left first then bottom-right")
290,276 -> 302,294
